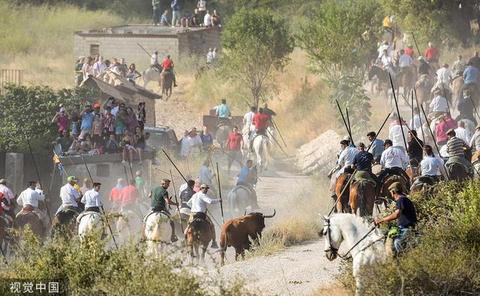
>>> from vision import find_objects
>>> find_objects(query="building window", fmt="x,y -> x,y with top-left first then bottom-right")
90,44 -> 100,56
96,164 -> 110,177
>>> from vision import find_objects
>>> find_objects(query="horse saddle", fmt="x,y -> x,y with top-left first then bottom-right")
413,176 -> 436,186
143,210 -> 170,223
353,171 -> 376,187
76,211 -> 101,223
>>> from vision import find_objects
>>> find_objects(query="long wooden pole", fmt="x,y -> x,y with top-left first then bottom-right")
389,73 -> 408,151
335,100 -> 355,146
413,88 -> 426,142
169,169 -> 183,232
162,149 -> 187,182
215,162 -> 225,223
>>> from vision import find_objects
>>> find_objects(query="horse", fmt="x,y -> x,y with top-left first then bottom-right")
13,211 -> 46,240
252,135 -> 270,172
349,179 -> 376,217
226,185 -> 257,219
321,214 -> 386,296
144,212 -> 172,257
380,174 -> 409,200
160,71 -> 174,99
215,124 -> 231,151
142,66 -> 162,88
185,215 -> 214,264
446,161 -> 471,181
51,209 -> 78,239
415,74 -> 434,106
116,208 -> 143,244
335,172 -> 352,213
397,66 -> 416,97
368,64 -> 389,96
77,211 -> 104,242
451,76 -> 464,117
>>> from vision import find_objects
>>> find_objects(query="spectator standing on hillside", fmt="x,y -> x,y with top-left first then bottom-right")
52,107 -> 69,136
206,48 -> 214,65
197,0 -> 206,19
152,0 -> 162,26
160,10 -> 170,26
204,10 -> 212,27
212,10 -> 221,27
171,0 -> 180,27
80,105 -> 95,138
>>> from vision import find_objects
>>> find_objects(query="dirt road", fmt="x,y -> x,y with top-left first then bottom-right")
216,163 -> 343,296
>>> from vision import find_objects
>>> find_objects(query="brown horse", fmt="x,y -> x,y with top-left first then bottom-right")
335,173 -> 352,213
415,74 -> 434,106
185,216 -> 214,263
51,209 -> 78,239
349,180 -> 376,217
405,165 -> 420,185
160,71 -> 173,99
381,174 -> 409,200
397,66 -> 417,97
451,76 -> 464,115
13,211 -> 46,240
446,162 -> 471,181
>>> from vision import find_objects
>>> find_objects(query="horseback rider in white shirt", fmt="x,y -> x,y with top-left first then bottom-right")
378,139 -> 411,186
16,181 -> 45,218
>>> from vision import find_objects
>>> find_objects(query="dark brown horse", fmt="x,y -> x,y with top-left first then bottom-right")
335,173 -> 352,213
185,216 -> 214,263
160,71 -> 173,99
51,209 -> 78,239
13,211 -> 46,239
381,174 -> 409,200
349,180 -> 376,217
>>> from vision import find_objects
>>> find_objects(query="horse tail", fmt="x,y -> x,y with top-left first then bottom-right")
358,181 -> 368,217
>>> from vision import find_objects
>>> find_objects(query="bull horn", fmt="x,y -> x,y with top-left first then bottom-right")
264,209 -> 276,218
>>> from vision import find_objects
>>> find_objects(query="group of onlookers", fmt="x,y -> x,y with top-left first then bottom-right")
152,0 -> 221,28
75,56 -> 142,86
51,98 -> 150,163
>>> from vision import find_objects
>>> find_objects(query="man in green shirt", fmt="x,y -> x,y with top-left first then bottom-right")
143,179 -> 179,242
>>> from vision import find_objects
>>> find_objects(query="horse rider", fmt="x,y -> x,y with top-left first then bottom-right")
263,102 -> 277,122
418,56 -> 432,76
378,48 -> 395,76
243,106 -> 256,138
351,142 -> 378,186
161,54 -> 178,87
143,179 -> 178,242
215,99 -> 231,127
199,160 -> 215,190
452,55 -> 466,77
329,139 -> 358,198
445,129 -> 474,177
0,178 -> 16,224
434,63 -> 452,94
55,176 -> 82,216
424,41 -> 439,69
374,182 -> 417,254
398,49 -> 414,76
378,139 -> 410,188
367,131 -> 384,164
407,130 -> 423,166
81,182 -> 102,213
150,51 -> 161,72
16,181 -> 46,222
185,184 -> 221,248
236,159 -> 259,209
180,180 -> 196,210
419,145 -> 444,183
388,116 -> 409,152
463,61 -> 479,97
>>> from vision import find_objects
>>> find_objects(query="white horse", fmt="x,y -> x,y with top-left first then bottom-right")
116,208 -> 143,244
144,212 -> 172,257
321,213 -> 386,296
142,67 -> 161,88
253,135 -> 270,172
226,185 -> 257,219
77,211 -> 104,241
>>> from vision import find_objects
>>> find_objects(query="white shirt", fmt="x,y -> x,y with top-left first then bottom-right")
436,67 -> 452,85
337,146 -> 358,168
410,114 -> 422,132
0,184 -> 14,200
380,54 -> 393,68
150,53 -> 158,65
93,62 -> 106,77
197,0 -> 206,11
206,51 -> 214,63
187,191 -> 219,213
380,146 -> 409,169
60,183 -> 80,207
420,155 -> 444,176
204,12 -> 212,26
81,189 -> 102,208
17,187 -> 44,208
429,95 -> 449,113
388,123 -> 409,150
243,111 -> 255,131
377,44 -> 391,58
399,54 -> 413,68
469,130 -> 480,151
199,165 -> 214,186
455,127 -> 471,144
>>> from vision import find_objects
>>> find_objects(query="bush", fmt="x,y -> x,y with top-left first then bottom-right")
1,231 -> 253,296
344,180 -> 480,295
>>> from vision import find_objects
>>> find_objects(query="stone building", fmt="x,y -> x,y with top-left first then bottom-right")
74,25 -> 221,65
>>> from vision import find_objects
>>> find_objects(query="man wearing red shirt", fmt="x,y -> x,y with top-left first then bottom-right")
404,45 -> 414,58
161,55 -> 177,87
120,180 -> 140,214
424,42 -> 439,63
109,178 -> 126,211
252,108 -> 270,135
226,126 -> 243,171
435,114 -> 457,146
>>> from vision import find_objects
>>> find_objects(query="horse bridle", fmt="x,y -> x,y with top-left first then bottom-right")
323,217 -> 377,260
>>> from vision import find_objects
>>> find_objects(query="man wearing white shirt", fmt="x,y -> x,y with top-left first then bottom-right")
186,184 -> 221,248
419,145 -> 444,182
329,140 -> 358,197
56,176 -> 81,215
378,139 -> 411,185
243,106 -> 256,134
435,63 -> 452,88
92,56 -> 107,77
410,108 -> 422,132
455,120 -> 471,144
470,124 -> 480,152
204,10 -> 212,27
388,117 -> 409,151
429,90 -> 449,115
398,49 -> 413,68
81,182 -> 102,213
16,181 -> 45,217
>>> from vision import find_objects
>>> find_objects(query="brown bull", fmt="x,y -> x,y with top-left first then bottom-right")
220,210 -> 276,265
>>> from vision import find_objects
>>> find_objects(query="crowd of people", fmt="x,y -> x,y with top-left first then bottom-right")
152,0 -> 221,28
51,98 -> 150,163
76,56 -> 143,86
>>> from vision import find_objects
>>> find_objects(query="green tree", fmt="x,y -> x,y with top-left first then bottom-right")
221,8 -> 294,107
0,85 -> 97,152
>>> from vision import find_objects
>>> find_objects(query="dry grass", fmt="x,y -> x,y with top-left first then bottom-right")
310,284 -> 350,296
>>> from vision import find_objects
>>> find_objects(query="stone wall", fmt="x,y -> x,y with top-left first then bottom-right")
178,27 -> 221,56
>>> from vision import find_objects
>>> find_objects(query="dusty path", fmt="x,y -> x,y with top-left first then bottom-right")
215,162 -> 343,296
